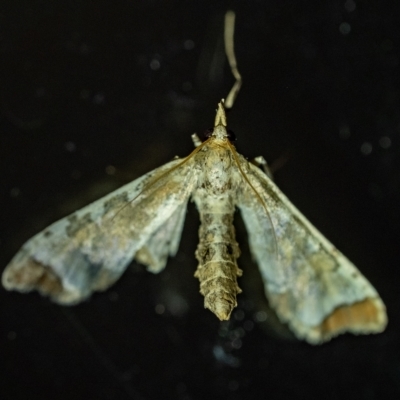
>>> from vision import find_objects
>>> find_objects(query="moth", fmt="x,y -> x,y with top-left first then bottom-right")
2,12 -> 387,344
2,101 -> 387,343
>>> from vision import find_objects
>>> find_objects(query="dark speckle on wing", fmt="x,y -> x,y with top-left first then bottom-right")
66,213 -> 93,237
103,191 -> 129,214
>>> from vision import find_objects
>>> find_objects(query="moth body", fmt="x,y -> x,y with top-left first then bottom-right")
2,10 -> 387,343
192,125 -> 242,320
2,101 -> 387,343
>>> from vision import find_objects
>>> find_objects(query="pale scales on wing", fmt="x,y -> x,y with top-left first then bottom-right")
2,158 -> 198,304
2,11 -> 387,344
239,156 -> 387,343
2,99 -> 387,343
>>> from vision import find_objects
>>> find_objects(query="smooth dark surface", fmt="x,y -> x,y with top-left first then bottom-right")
1,1 -> 399,399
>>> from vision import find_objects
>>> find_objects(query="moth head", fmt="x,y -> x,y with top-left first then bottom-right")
209,101 -> 236,142
204,127 -> 236,142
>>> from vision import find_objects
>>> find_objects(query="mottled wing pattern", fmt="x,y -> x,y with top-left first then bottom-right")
237,158 -> 387,344
3,158 -> 197,305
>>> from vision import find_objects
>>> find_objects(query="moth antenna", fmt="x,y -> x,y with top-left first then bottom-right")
111,138 -> 212,220
227,140 -> 280,259
224,10 -> 242,110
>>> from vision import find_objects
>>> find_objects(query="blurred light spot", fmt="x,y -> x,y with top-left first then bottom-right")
339,124 -> 351,139
165,293 -> 189,317
150,59 -> 161,71
183,39 -> 195,50
155,303 -> 165,314
360,142 -> 372,155
105,165 -> 117,175
218,323 -> 229,338
228,328 -> 244,341
231,338 -> 242,349
228,380 -> 239,391
93,92 -> 105,105
212,345 -> 240,367
254,310 -> 268,322
238,326 -> 246,337
379,136 -> 391,149
234,309 -> 245,321
344,0 -> 356,12
339,22 -> 351,35
243,320 -> 254,331
10,187 -> 21,198
64,141 -> 76,152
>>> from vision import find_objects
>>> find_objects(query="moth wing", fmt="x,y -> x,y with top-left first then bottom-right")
237,159 -> 387,344
135,197 -> 188,273
3,158 -> 197,305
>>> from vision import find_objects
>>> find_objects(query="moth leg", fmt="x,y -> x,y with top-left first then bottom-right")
251,156 -> 273,179
191,133 -> 202,148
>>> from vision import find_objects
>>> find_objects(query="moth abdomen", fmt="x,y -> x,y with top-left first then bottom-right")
194,210 -> 242,320
194,258 -> 242,320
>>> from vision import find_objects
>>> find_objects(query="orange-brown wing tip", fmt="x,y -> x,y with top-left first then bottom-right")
317,297 -> 387,340
2,259 -> 84,305
3,259 -> 64,297
269,291 -> 387,344
3,254 -> 125,305
301,297 -> 387,344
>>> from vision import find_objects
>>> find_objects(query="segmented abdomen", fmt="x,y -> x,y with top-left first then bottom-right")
194,205 -> 242,320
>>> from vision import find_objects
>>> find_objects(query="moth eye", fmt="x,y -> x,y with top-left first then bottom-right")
227,129 -> 236,141
204,128 -> 214,139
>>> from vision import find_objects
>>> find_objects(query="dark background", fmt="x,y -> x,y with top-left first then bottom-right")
1,1 -> 399,399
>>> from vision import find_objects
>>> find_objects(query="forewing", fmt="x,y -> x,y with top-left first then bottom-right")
3,158 -> 197,304
237,159 -> 387,344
